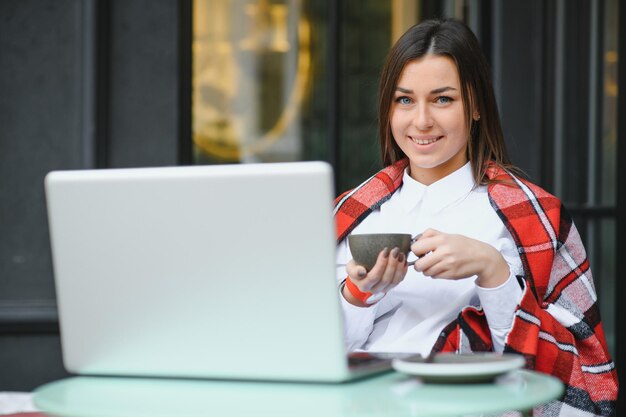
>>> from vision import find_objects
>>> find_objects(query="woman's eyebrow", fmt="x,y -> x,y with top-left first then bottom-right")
395,86 -> 458,94
431,86 -> 457,94
395,86 -> 413,94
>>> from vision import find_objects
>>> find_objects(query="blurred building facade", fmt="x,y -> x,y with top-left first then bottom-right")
0,0 -> 623,410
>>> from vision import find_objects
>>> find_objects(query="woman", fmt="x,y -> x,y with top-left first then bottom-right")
334,19 -> 617,416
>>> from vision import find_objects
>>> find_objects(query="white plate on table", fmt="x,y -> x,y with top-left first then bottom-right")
391,353 -> 525,383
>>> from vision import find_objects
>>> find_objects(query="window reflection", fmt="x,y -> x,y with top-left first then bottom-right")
192,0 -> 311,163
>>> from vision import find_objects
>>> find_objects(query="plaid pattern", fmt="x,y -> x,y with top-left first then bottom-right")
333,160 -> 407,243
334,158 -> 618,416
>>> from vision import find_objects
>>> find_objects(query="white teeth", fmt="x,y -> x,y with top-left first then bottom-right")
411,136 -> 440,145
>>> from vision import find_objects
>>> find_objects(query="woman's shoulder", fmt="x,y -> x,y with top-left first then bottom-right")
487,165 -> 566,241
487,164 -> 562,207
333,160 -> 408,242
334,159 -> 408,208
334,189 -> 353,206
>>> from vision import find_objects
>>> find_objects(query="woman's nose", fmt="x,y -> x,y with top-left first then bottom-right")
412,106 -> 434,130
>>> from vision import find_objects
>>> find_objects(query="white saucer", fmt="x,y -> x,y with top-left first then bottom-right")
391,352 -> 525,383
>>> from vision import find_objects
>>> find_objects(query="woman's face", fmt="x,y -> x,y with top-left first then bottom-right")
390,54 -> 470,185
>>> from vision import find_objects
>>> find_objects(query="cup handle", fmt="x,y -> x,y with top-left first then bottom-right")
407,234 -> 421,266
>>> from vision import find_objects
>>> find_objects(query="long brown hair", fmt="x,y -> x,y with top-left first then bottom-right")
378,19 -> 517,185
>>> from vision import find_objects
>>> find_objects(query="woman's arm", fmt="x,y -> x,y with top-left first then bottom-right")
410,228 -> 522,351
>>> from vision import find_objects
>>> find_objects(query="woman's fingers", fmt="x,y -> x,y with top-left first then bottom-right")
420,262 -> 449,278
365,247 -> 391,292
346,248 -> 391,292
413,250 -> 439,275
346,260 -> 367,281
346,259 -> 377,292
370,247 -> 406,293
410,229 -> 440,257
413,233 -> 465,278
347,247 -> 408,294
392,258 -> 408,286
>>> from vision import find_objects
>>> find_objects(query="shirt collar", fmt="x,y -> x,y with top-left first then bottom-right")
398,162 -> 476,214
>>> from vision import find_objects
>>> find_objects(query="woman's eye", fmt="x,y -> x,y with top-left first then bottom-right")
396,96 -> 412,105
436,96 -> 452,104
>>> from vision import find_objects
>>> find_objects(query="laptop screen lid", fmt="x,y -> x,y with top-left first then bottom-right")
45,161 -> 376,382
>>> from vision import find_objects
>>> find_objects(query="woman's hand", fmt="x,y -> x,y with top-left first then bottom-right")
411,229 -> 510,288
343,247 -> 409,306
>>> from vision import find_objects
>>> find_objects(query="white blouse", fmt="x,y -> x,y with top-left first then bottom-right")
336,162 -> 523,355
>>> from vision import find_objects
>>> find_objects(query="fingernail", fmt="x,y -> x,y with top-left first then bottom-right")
383,247 -> 390,258
391,247 -> 400,259
398,253 -> 405,263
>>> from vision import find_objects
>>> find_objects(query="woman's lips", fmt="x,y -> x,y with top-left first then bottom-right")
409,135 -> 443,145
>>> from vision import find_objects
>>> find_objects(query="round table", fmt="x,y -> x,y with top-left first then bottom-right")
34,370 -> 563,417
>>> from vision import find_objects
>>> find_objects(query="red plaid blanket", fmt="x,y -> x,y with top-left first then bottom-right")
334,158 -> 618,416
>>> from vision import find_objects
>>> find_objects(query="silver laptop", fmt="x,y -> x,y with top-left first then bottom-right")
44,161 -> 391,382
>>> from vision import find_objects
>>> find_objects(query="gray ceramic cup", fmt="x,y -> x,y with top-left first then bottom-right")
348,233 -> 417,271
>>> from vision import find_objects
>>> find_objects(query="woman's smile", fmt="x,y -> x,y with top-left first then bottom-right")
409,135 -> 444,145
